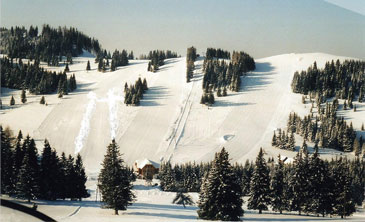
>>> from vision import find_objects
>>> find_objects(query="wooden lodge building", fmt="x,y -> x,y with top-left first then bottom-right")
134,159 -> 160,179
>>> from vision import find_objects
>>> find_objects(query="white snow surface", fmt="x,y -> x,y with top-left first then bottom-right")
1,53 -> 364,174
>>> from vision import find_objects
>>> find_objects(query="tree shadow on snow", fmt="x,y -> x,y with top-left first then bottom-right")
213,100 -> 255,107
140,86 -> 170,107
240,62 -> 275,92
128,202 -> 197,220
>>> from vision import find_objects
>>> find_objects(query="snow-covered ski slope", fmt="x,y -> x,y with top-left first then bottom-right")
1,53 -> 364,174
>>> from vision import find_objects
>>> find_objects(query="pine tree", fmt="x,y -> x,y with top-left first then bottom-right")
331,158 -> 356,218
248,148 -> 271,214
40,96 -> 46,104
353,138 -> 361,157
1,126 -> 14,194
65,63 -> 70,72
173,192 -> 194,208
21,89 -> 27,103
288,132 -> 296,151
270,155 -> 286,214
98,140 -> 135,215
272,131 -> 277,146
65,155 -> 78,199
242,160 -> 253,196
308,147 -> 332,216
159,162 -> 176,191
10,95 -> 15,105
39,139 -> 60,200
74,153 -> 89,200
86,60 -> 91,71
198,148 -> 243,221
16,137 -> 39,202
290,146 -> 310,215
142,78 -> 148,91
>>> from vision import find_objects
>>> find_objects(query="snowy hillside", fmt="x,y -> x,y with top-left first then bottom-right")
1,53 -> 364,174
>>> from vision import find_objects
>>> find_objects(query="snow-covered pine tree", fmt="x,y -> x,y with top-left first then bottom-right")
248,147 -> 271,214
159,162 -> 176,191
198,148 -> 243,221
98,139 -> 135,215
270,155 -> 286,214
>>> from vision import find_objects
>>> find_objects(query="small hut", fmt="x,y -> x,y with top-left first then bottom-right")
134,159 -> 160,179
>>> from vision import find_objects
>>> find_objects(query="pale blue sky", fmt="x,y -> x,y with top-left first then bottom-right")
1,0 -> 364,58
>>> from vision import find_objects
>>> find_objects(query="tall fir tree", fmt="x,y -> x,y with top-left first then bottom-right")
308,147 -> 332,216
39,139 -> 60,200
270,155 -> 286,214
15,137 -> 39,202
248,148 -> 271,214
198,148 -> 243,221
1,126 -> 14,194
74,153 -> 89,200
331,158 -> 356,218
290,145 -> 310,215
98,140 -> 135,215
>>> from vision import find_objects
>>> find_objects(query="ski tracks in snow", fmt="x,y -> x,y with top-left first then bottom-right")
74,88 -> 123,154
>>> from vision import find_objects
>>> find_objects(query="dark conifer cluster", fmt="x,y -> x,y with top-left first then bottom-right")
202,49 -> 255,97
271,128 -> 296,151
147,50 -> 178,72
273,99 -> 359,152
159,162 -> 208,192
200,91 -> 215,105
95,49 -> 130,72
186,46 -> 197,83
206,48 -> 230,59
291,60 -> 365,102
0,25 -> 102,65
0,126 -> 89,202
110,49 -> 129,71
160,147 -> 364,219
1,57 -> 76,95
124,77 -> 148,106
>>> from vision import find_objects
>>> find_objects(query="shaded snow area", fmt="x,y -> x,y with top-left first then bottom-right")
2,179 -> 365,222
